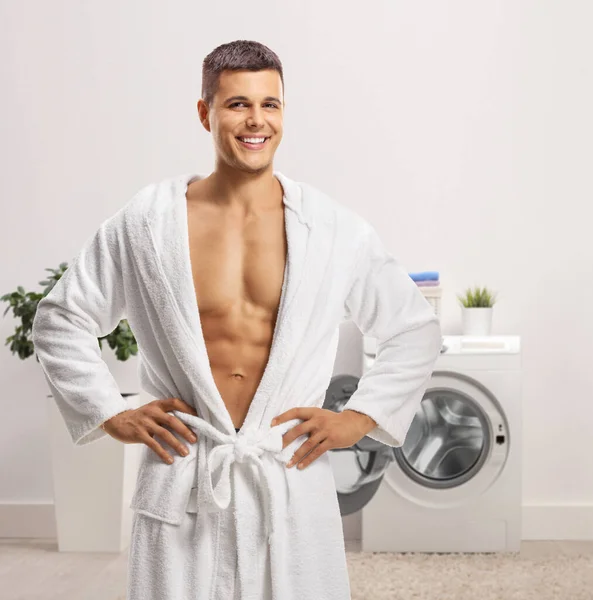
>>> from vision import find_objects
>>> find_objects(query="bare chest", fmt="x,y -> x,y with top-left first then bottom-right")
185,192 -> 287,426
186,202 -> 287,318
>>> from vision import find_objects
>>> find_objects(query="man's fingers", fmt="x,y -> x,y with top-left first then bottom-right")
154,398 -> 199,445
272,407 -> 302,425
292,439 -> 331,470
272,406 -> 319,427
280,417 -> 317,449
139,431 -> 175,464
155,411 -> 198,445
147,422 -> 191,458
160,397 -> 199,416
287,433 -> 327,468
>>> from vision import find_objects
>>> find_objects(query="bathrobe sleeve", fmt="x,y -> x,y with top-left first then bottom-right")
32,210 -> 131,446
342,223 -> 442,447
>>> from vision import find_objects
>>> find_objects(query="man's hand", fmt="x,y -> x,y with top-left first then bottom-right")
271,407 -> 377,470
101,398 -> 199,465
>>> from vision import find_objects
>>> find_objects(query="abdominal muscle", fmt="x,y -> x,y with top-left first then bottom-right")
201,305 -> 276,429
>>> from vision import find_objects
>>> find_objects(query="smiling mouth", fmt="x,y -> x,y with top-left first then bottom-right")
236,136 -> 270,150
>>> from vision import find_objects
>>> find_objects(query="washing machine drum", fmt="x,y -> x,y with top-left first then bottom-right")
323,374 -> 395,516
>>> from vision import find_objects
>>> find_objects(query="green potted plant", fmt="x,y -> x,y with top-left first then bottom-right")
2,263 -> 143,552
456,285 -> 498,336
1,262 -> 137,362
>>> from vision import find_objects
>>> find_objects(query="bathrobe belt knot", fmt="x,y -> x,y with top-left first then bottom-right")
232,435 -> 258,463
173,411 -> 290,542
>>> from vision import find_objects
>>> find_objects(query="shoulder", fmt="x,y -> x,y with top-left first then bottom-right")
122,175 -> 178,219
104,174 -> 183,234
296,178 -> 373,240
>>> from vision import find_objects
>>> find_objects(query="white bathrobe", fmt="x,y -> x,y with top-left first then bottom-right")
32,171 -> 442,600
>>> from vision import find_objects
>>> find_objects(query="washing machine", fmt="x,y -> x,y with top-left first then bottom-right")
324,334 -> 522,553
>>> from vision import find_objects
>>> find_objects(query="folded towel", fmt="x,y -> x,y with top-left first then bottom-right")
409,271 -> 439,282
416,280 -> 440,287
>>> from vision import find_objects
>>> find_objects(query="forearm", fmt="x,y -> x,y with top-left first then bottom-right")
341,409 -> 377,437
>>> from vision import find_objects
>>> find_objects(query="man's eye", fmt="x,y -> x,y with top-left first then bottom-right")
229,102 -> 278,108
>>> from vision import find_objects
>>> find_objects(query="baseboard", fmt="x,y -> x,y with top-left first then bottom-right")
0,502 -> 56,538
1,502 -> 592,541
521,504 -> 593,541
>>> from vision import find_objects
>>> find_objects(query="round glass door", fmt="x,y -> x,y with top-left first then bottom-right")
393,375 -> 492,489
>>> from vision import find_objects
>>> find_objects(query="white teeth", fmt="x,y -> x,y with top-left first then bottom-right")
239,137 -> 266,144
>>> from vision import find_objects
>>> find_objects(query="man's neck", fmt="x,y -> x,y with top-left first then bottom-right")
202,166 -> 283,213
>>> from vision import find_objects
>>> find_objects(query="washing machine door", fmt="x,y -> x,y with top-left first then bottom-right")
392,370 -> 496,489
323,375 -> 396,516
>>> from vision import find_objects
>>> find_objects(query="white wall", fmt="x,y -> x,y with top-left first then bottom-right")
1,0 -> 591,539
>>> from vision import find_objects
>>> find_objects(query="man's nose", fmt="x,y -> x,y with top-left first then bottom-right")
246,110 -> 265,127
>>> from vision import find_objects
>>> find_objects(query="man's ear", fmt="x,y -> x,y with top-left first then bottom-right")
197,99 -> 211,132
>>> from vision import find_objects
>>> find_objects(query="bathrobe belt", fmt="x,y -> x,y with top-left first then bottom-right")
175,412 -> 291,542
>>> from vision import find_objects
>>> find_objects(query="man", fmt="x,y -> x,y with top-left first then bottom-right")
32,40 -> 442,599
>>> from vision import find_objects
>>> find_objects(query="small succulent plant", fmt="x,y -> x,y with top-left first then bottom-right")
457,285 -> 497,308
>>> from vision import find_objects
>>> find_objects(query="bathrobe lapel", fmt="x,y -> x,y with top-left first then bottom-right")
145,172 -> 313,435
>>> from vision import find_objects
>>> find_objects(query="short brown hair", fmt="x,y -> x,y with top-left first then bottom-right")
201,40 -> 284,107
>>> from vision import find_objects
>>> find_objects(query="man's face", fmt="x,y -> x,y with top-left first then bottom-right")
198,69 -> 284,174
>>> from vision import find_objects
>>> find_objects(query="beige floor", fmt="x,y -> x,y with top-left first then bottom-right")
1,538 -> 592,600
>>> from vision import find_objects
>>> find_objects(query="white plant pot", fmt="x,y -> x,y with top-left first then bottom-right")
47,391 -> 144,552
461,307 -> 493,336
